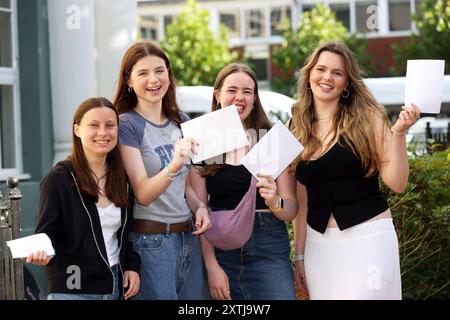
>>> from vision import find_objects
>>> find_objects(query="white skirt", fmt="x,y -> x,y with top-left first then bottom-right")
305,218 -> 402,300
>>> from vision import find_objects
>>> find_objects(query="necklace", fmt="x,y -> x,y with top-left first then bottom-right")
95,172 -> 107,196
315,115 -> 335,122
135,109 -> 167,136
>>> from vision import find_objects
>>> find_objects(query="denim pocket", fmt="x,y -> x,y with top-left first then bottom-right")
261,214 -> 289,239
141,234 -> 165,251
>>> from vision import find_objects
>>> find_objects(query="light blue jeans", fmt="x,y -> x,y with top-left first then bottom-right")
129,229 -> 204,300
214,212 -> 296,300
47,264 -> 120,300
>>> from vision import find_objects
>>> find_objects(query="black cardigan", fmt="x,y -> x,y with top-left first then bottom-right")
35,160 -> 140,297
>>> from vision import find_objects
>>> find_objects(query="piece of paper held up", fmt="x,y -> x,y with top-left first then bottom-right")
6,233 -> 55,259
181,105 -> 249,163
405,60 -> 445,114
241,121 -> 304,181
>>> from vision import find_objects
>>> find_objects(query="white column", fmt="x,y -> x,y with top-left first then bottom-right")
48,0 -> 96,163
377,0 -> 389,35
209,7 -> 219,35
95,0 -> 137,99
48,0 -> 137,163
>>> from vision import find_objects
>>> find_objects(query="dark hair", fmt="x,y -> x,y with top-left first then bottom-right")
113,40 -> 182,124
199,63 -> 273,176
69,97 -> 128,207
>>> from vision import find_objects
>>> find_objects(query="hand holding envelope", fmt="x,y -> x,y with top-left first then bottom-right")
6,233 -> 55,263
241,121 -> 304,180
180,105 -> 249,164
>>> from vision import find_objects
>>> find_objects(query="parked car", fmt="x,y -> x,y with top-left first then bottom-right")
176,86 -> 294,123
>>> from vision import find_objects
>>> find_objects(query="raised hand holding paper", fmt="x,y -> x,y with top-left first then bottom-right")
180,105 -> 249,163
241,121 -> 304,180
6,233 -> 55,259
405,59 -> 445,114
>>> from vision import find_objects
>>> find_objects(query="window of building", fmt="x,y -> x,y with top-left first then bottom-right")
219,10 -> 240,39
356,0 -> 378,33
415,0 -> 423,16
270,7 -> 291,37
389,0 -> 411,31
0,85 -> 15,169
247,58 -> 268,81
330,3 -> 351,30
139,15 -> 159,40
0,5 -> 12,67
0,0 -> 10,9
0,0 -> 21,178
163,15 -> 173,35
245,9 -> 265,38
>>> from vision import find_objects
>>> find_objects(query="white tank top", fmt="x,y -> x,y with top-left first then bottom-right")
97,203 -> 121,266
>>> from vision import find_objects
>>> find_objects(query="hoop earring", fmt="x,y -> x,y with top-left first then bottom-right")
306,82 -> 311,90
341,88 -> 350,98
128,87 -> 133,93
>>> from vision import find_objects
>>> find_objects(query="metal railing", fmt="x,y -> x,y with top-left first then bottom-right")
426,121 -> 450,153
0,177 -> 24,300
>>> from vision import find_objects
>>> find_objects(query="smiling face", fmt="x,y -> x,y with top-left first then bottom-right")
309,51 -> 349,106
74,106 -> 118,159
128,55 -> 170,108
214,71 -> 256,122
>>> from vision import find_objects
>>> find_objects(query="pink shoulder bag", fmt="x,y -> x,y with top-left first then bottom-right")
204,177 -> 257,250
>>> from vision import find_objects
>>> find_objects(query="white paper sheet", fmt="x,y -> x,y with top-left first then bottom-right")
180,105 -> 249,163
6,233 -> 55,259
405,60 -> 445,114
240,121 -> 304,180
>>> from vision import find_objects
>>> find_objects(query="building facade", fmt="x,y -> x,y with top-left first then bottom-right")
137,0 -> 423,85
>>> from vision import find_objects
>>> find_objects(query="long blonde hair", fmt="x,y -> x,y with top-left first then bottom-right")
291,42 -> 389,176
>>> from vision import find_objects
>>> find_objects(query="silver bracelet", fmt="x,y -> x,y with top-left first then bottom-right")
294,254 -> 304,262
163,167 -> 180,181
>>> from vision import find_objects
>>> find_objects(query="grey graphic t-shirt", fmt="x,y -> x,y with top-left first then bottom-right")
119,110 -> 191,223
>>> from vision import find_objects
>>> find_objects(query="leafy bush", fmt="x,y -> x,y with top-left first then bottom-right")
382,148 -> 449,299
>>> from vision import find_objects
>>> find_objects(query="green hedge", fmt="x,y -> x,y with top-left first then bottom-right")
382,148 -> 449,299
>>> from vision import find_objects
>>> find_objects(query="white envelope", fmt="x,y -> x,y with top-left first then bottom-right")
405,60 -> 445,114
6,233 -> 55,259
240,120 -> 304,180
181,105 -> 249,163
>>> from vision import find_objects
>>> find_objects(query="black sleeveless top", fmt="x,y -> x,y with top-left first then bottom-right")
205,164 -> 268,210
295,137 -> 389,234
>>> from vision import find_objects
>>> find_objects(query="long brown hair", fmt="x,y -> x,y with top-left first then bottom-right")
69,97 -> 128,207
199,63 -> 273,176
290,42 -> 390,176
113,40 -> 182,124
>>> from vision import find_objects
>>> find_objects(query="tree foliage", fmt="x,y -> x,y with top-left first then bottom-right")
392,0 -> 450,75
382,147 -> 449,299
159,0 -> 238,86
271,4 -> 372,97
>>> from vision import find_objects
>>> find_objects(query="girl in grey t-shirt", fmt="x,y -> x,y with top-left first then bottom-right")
114,41 -> 211,300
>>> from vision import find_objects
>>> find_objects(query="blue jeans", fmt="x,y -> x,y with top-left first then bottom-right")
129,230 -> 203,300
214,212 -> 296,300
47,264 -> 120,300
